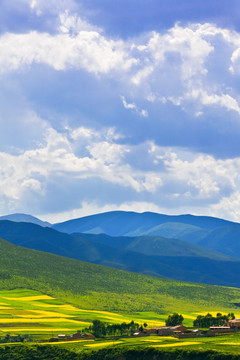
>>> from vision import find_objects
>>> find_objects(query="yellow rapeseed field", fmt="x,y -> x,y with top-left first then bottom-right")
100,316 -> 129,322
152,342 -> 201,347
2,295 -> 55,301
0,318 -> 89,323
84,341 -> 122,347
141,339 -> 163,342
0,306 -> 12,310
76,309 -> 124,316
16,310 -> 72,318
181,314 -> 196,319
45,339 -> 94,345
1,328 -> 73,332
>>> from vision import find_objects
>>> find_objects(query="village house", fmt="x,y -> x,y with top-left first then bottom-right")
228,318 -> 240,328
54,333 -> 95,342
143,325 -> 187,336
209,326 -> 233,333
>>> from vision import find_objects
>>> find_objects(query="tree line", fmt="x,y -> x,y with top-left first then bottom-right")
81,320 -> 148,338
193,312 -> 235,327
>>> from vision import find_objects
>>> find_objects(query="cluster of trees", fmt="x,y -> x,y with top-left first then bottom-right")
82,320 -> 145,338
1,345 -> 240,360
0,334 -> 32,343
193,312 -> 235,327
165,313 -> 184,326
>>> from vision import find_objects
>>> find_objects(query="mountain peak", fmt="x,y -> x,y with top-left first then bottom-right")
0,213 -> 51,227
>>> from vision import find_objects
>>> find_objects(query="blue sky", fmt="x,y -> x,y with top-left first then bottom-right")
1,0 -> 240,222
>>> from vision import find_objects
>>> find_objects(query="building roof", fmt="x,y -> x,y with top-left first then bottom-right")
209,326 -> 230,329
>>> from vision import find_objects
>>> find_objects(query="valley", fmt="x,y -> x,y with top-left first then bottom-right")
1,211 -> 240,358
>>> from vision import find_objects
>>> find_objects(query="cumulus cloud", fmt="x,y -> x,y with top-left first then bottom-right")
1,5 -> 240,221
0,25 -> 138,74
0,120 -> 239,221
1,17 -> 240,120
0,126 -> 165,214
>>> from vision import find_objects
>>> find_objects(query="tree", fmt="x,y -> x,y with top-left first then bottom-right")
228,312 -> 235,320
92,320 -> 106,338
166,313 -> 184,326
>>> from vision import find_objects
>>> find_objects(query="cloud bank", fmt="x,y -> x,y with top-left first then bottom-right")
0,2 -> 240,222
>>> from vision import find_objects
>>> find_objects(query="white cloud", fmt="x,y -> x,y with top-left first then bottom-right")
149,144 -> 238,199
1,18 -> 240,119
210,192 -> 240,222
0,126 -> 165,213
59,10 -> 102,34
1,124 -> 240,220
121,96 -> 148,117
0,28 -> 138,74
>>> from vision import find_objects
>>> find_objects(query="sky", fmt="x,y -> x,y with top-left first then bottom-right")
1,0 -> 240,223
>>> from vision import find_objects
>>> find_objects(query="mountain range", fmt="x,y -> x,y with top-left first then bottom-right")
0,216 -> 240,287
52,211 -> 240,259
1,210 -> 240,288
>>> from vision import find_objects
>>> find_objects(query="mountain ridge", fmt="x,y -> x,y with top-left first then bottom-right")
52,210 -> 239,235
0,213 -> 51,227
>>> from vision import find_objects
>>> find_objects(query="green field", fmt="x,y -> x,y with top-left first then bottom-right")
2,333 -> 240,357
0,288 -> 239,340
0,289 -> 168,337
46,334 -> 240,355
2,238 -> 240,355
2,237 -> 240,317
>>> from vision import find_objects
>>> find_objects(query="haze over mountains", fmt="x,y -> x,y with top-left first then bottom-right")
0,210 -> 240,288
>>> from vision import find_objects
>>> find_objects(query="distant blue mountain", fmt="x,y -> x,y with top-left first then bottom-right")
52,210 -> 237,235
52,211 -> 240,259
0,213 -> 51,227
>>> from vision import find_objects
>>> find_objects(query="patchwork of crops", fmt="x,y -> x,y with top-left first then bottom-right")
0,289 -> 240,355
1,288 -> 240,339
0,289 -> 169,337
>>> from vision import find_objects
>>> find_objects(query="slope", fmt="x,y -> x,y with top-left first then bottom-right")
139,222 -> 210,243
1,236 -> 240,315
76,232 -> 231,259
197,225 -> 240,257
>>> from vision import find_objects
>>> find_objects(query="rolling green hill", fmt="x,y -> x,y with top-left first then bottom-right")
1,236 -> 240,316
